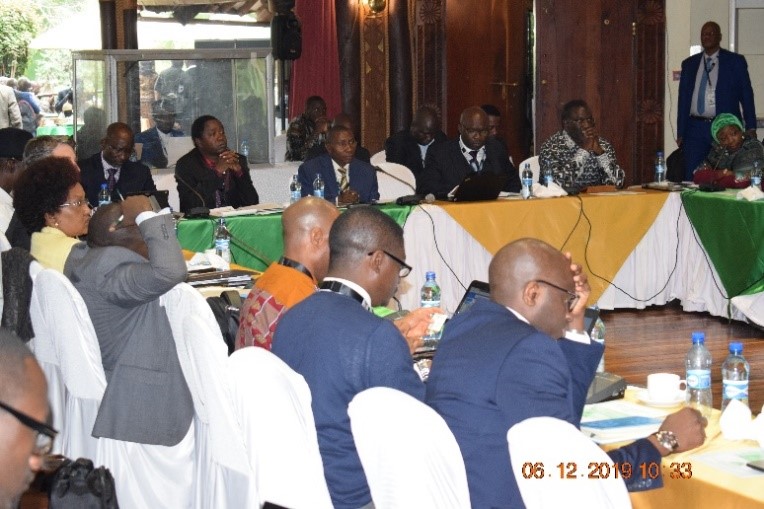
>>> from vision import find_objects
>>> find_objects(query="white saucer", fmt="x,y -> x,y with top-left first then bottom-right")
636,389 -> 685,408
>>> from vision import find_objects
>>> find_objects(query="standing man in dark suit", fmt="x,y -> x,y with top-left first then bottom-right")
426,238 -> 708,508
79,122 -> 157,207
134,99 -> 184,169
418,106 -> 520,197
678,21 -> 757,181
0,127 -> 32,249
384,105 -> 447,178
174,115 -> 259,213
64,195 -> 193,447
298,125 -> 379,205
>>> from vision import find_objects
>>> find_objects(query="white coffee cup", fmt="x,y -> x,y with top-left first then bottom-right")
647,373 -> 686,403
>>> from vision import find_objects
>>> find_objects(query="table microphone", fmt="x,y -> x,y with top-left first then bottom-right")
175,173 -> 210,218
375,165 -> 417,193
396,193 -> 435,205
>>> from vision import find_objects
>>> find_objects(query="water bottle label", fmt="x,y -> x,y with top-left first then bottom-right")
544,175 -> 553,186
522,178 -> 533,187
722,380 -> 748,400
291,190 -> 301,202
421,299 -> 441,308
314,189 -> 324,198
686,369 -> 711,390
753,176 -> 762,187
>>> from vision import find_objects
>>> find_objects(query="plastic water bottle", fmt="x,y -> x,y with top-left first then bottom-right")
685,331 -> 713,417
313,173 -> 325,199
521,163 -> 533,199
721,342 -> 749,411
214,217 -> 231,263
655,150 -> 666,183
590,307 -> 606,373
97,183 -> 111,207
290,174 -> 302,203
751,160 -> 762,188
240,140 -> 249,161
420,271 -> 441,308
542,166 -> 554,187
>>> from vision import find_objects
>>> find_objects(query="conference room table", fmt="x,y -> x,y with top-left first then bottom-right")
177,189 -> 764,323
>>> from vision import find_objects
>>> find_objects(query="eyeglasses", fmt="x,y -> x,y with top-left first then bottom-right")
369,250 -> 412,278
567,116 -> 595,125
460,124 -> 490,136
534,279 -> 579,311
59,199 -> 91,209
0,400 -> 57,456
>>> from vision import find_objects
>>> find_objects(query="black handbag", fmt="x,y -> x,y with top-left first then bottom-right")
666,147 -> 685,182
49,458 -> 119,509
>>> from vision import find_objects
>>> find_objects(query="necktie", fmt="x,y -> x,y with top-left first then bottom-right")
107,168 -> 117,192
338,166 -> 349,191
697,58 -> 710,115
469,150 -> 480,172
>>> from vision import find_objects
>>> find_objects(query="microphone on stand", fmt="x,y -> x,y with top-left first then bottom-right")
175,173 -> 210,218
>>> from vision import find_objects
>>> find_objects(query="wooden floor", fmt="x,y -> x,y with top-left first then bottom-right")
19,302 -> 764,508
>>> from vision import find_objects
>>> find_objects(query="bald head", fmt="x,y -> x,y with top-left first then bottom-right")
411,106 -> 441,145
489,238 -> 573,338
282,197 -> 339,281
458,106 -> 490,150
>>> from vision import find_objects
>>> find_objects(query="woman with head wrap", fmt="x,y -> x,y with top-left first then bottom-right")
692,113 -> 764,188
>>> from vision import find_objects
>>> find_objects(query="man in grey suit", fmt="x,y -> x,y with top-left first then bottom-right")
65,195 -> 192,446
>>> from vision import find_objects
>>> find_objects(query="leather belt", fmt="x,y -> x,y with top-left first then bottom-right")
690,115 -> 713,122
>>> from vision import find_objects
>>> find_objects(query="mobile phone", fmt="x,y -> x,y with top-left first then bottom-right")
746,459 -> 764,472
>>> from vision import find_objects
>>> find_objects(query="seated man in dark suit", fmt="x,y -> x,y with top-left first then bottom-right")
384,105 -> 447,178
79,122 -> 157,207
272,206 -> 424,509
174,115 -> 259,213
298,125 -> 379,205
418,105 -> 520,197
134,98 -> 184,169
305,113 -> 371,163
426,238 -> 708,508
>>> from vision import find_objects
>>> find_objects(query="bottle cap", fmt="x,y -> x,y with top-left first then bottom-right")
657,151 -> 664,157
691,331 -> 705,344
729,342 -> 743,354
425,271 -> 436,279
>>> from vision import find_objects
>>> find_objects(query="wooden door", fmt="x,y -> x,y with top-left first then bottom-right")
445,0 -> 533,164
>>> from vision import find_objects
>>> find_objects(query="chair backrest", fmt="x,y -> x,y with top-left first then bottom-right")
228,347 -> 333,509
370,150 -> 387,166
273,133 -> 288,163
348,387 -> 471,509
519,155 -> 540,184
375,161 -> 417,201
507,417 -> 631,509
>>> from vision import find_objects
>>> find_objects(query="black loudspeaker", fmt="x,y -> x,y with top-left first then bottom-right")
271,12 -> 302,60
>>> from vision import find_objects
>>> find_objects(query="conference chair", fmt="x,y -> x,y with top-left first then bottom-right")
161,282 -> 255,508
274,133 -> 288,163
370,149 -> 387,166
518,155 -> 540,184
29,267 -> 105,460
228,347 -> 333,509
348,387 -> 472,509
375,162 -> 417,202
507,417 -> 631,509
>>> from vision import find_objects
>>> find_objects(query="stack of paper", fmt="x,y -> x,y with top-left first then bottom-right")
210,203 -> 284,217
581,399 -> 668,444
185,270 -> 254,288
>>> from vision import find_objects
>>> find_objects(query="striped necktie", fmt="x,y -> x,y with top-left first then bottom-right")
338,166 -> 349,191
469,150 -> 480,172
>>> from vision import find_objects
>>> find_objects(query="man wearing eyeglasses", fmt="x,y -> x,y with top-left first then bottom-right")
272,206 -> 425,509
298,125 -> 379,205
539,99 -> 625,188
426,238 -> 707,508
0,330 -> 55,509
417,105 -> 521,197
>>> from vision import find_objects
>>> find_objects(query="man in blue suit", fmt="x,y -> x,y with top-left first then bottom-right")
79,122 -> 157,207
426,238 -> 708,508
678,21 -> 757,181
134,99 -> 184,169
298,125 -> 379,205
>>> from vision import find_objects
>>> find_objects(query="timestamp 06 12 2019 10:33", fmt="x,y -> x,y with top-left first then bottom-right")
519,461 -> 693,481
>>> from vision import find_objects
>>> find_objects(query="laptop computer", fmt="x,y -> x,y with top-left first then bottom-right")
449,171 -> 508,202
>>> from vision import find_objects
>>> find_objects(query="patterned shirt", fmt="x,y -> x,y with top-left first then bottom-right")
286,113 -> 320,162
236,262 -> 317,350
539,130 -> 624,188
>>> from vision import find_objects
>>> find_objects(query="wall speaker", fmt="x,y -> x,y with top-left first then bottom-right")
271,12 -> 302,61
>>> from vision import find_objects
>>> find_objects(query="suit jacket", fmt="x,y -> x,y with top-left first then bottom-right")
272,290 -> 425,509
79,153 -> 157,207
418,137 -> 521,196
297,153 -> 379,204
678,48 -> 757,138
384,128 -> 447,177
64,214 -> 193,446
426,299 -> 662,508
134,126 -> 184,169
174,147 -> 259,214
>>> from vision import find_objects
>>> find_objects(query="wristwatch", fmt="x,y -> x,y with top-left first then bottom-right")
653,430 -> 679,452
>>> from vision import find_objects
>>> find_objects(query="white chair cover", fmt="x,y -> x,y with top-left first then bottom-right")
228,347 -> 333,509
273,133 -> 288,163
375,161 -> 417,201
519,155 -> 540,183
161,282 -> 254,508
507,417 -> 631,509
370,150 -> 387,166
29,268 -> 105,460
348,387 -> 471,509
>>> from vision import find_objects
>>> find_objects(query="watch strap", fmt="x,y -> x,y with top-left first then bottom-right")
653,430 -> 679,452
